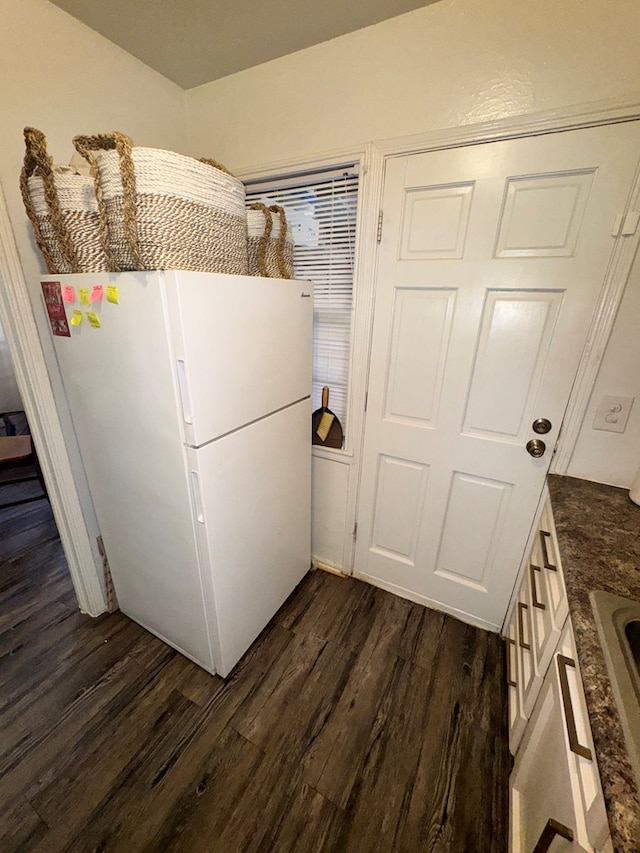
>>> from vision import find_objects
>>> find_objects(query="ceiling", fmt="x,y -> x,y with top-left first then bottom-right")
48,0 -> 440,90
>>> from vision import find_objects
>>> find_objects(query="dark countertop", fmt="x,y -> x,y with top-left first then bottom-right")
547,474 -> 640,853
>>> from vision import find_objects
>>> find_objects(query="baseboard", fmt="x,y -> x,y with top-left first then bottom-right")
313,559 -> 348,578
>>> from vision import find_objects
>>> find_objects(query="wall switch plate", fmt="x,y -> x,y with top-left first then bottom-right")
593,395 -> 635,433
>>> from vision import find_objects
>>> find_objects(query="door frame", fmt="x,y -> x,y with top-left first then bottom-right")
0,184 -> 106,616
350,95 -> 640,605
364,94 -> 640,482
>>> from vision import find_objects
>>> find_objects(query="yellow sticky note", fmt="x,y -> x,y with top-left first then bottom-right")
79,288 -> 90,306
106,285 -> 119,305
70,310 -> 83,326
86,311 -> 101,329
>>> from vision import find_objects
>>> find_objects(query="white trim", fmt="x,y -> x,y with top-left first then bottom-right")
373,93 -> 640,157
313,560 -> 348,578
0,184 -> 106,616
232,143 -> 369,183
239,144 -> 381,576
341,143 -> 385,573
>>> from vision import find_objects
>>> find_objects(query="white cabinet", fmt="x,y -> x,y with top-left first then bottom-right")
511,656 -> 590,852
538,499 -> 569,632
555,624 -> 610,851
507,604 -> 528,752
518,582 -> 542,719
507,489 -> 610,853
528,532 -> 562,683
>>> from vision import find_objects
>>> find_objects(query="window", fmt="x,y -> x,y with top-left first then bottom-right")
245,165 -> 359,439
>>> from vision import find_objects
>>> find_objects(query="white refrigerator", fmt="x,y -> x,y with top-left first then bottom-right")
41,270 -> 313,677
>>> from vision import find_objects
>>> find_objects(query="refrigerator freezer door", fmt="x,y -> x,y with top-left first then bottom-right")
189,397 -> 311,677
164,271 -> 313,447
43,271 -> 215,672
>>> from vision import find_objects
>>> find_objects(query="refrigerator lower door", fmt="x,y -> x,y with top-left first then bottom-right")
189,398 -> 311,676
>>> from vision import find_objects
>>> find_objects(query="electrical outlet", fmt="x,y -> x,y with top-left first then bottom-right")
593,395 -> 635,433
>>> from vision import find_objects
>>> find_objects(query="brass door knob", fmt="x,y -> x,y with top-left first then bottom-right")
532,418 -> 552,435
526,438 -> 546,458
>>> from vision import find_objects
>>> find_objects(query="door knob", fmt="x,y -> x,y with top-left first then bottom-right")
532,418 -> 552,435
526,438 -> 546,458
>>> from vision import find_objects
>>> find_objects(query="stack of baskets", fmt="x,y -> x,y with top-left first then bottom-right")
20,128 -> 295,279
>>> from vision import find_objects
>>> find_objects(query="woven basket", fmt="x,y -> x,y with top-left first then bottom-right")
247,203 -> 294,278
20,127 -> 109,274
73,132 -> 248,274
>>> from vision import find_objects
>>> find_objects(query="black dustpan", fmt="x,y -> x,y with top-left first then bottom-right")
311,386 -> 343,449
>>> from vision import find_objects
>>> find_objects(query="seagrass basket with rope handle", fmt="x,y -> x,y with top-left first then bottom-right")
247,202 -> 294,278
20,127 -> 109,274
72,132 -> 248,274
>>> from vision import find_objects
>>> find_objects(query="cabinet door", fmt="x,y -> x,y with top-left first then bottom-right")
539,500 -> 569,630
510,660 -> 591,852
556,622 -> 609,851
517,585 -> 542,718
529,533 -> 562,679
508,606 -> 528,754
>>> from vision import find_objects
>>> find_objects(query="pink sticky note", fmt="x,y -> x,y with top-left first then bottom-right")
62,285 -> 76,303
90,285 -> 104,303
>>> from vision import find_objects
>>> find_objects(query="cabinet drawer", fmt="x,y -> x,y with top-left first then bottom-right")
510,623 -> 609,852
517,587 -> 543,719
556,621 -> 609,851
510,657 -> 591,853
528,533 -> 562,681
539,499 -> 569,630
507,606 -> 528,754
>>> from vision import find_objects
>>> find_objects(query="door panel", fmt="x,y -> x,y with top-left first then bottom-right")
384,287 -> 455,425
370,454 -> 429,562
356,123 -> 640,629
400,182 -> 474,259
463,291 -> 562,440
435,471 -> 512,590
495,169 -> 595,258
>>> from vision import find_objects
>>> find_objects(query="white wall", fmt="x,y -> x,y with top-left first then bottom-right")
186,0 -> 640,169
568,262 -> 640,488
0,0 -> 188,591
186,0 -> 640,566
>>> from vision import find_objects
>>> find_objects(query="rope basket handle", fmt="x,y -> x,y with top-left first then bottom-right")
198,157 -> 234,176
268,205 -> 290,278
73,132 -> 141,272
249,202 -> 272,277
20,127 -> 79,273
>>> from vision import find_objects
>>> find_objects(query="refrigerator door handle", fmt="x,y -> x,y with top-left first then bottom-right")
176,360 -> 193,425
190,471 -> 205,523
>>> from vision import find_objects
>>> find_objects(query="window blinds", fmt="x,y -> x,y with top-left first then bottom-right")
245,166 -> 359,435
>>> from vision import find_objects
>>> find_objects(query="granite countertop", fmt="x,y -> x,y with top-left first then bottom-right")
547,474 -> 640,853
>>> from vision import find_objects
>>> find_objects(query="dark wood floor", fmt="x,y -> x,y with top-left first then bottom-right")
1,495 -> 510,852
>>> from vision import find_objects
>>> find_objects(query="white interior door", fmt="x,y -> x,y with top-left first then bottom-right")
355,123 -> 640,630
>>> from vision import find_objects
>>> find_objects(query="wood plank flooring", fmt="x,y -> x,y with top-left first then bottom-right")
1,498 -> 511,852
